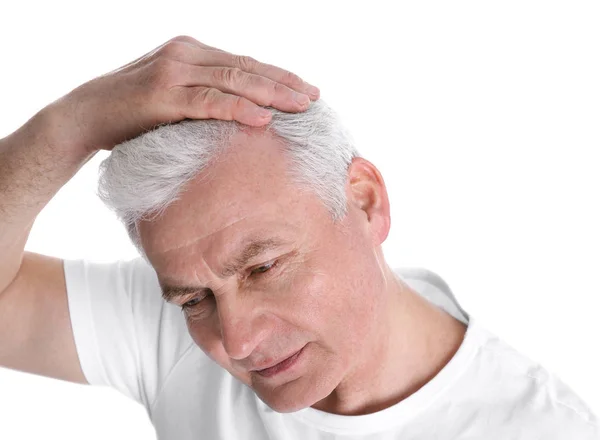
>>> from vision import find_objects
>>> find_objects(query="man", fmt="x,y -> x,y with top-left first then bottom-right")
0,35 -> 598,439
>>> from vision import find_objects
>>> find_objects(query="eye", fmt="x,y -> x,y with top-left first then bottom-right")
182,297 -> 203,309
181,298 -> 202,309
250,260 -> 278,277
181,261 -> 279,312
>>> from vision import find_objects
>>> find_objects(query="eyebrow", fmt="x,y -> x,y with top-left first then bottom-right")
161,237 -> 288,303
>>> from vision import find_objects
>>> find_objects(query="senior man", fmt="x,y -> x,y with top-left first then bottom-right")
0,36 -> 598,439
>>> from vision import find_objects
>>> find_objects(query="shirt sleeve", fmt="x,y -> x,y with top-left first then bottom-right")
63,257 -> 196,410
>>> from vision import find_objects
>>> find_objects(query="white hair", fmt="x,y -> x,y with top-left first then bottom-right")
97,99 -> 361,255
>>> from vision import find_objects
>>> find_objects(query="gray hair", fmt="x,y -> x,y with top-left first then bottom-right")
97,99 -> 361,255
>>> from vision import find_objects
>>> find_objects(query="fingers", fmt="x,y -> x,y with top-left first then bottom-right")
245,59 -> 320,100
176,65 -> 312,113
174,87 -> 274,127
145,35 -> 321,127
165,47 -> 320,99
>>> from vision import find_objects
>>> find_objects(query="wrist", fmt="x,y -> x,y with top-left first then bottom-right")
34,98 -> 100,163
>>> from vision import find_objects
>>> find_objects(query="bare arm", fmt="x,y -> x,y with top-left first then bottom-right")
0,35 -> 319,383
0,108 -> 96,383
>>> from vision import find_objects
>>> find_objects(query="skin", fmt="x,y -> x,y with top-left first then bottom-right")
138,127 -> 468,415
0,32 -> 334,392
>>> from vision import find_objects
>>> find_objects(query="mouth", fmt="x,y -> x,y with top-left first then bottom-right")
254,345 -> 306,378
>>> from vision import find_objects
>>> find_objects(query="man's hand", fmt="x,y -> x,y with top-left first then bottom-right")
0,35 -> 319,384
48,35 -> 320,154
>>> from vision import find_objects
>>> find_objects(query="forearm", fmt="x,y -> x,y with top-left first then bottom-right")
0,35 -> 318,295
0,103 -> 97,293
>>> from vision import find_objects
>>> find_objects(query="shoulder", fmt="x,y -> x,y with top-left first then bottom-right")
472,328 -> 599,435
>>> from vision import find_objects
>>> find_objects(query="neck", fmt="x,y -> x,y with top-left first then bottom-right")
311,265 -> 468,415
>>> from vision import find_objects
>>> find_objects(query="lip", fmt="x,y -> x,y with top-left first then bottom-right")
254,345 -> 306,378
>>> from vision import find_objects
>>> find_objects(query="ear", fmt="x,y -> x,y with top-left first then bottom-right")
346,157 -> 391,246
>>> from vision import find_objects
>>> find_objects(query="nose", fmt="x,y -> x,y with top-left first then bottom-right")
217,294 -> 271,361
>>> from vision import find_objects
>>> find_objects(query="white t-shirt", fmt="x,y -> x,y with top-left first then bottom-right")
64,257 -> 600,439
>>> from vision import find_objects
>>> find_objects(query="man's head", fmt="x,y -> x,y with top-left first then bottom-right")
98,100 -> 397,412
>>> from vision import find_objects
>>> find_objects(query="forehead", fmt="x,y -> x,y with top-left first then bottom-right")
137,129 -> 311,261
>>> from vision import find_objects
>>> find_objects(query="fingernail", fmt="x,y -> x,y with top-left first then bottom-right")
294,92 -> 310,106
257,108 -> 271,118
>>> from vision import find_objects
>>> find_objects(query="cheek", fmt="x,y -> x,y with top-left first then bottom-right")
273,264 -> 329,327
308,248 -> 384,345
187,319 -> 227,364
188,320 -> 254,382
279,267 -> 353,345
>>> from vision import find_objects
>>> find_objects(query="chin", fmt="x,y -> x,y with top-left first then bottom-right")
254,371 -> 340,414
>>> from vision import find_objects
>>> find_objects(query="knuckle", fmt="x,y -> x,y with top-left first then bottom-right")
232,95 -> 246,111
214,67 -> 244,87
181,87 -> 208,110
282,70 -> 304,88
226,95 -> 246,119
169,34 -> 198,45
201,88 -> 238,120
195,87 -> 244,120
270,80 -> 286,97
157,40 -> 189,60
194,87 -> 220,106
235,55 -> 258,71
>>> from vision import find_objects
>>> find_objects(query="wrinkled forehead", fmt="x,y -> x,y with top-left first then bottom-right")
137,130 -> 310,260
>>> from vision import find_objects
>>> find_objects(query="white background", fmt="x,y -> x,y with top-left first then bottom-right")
1,1 -> 599,438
